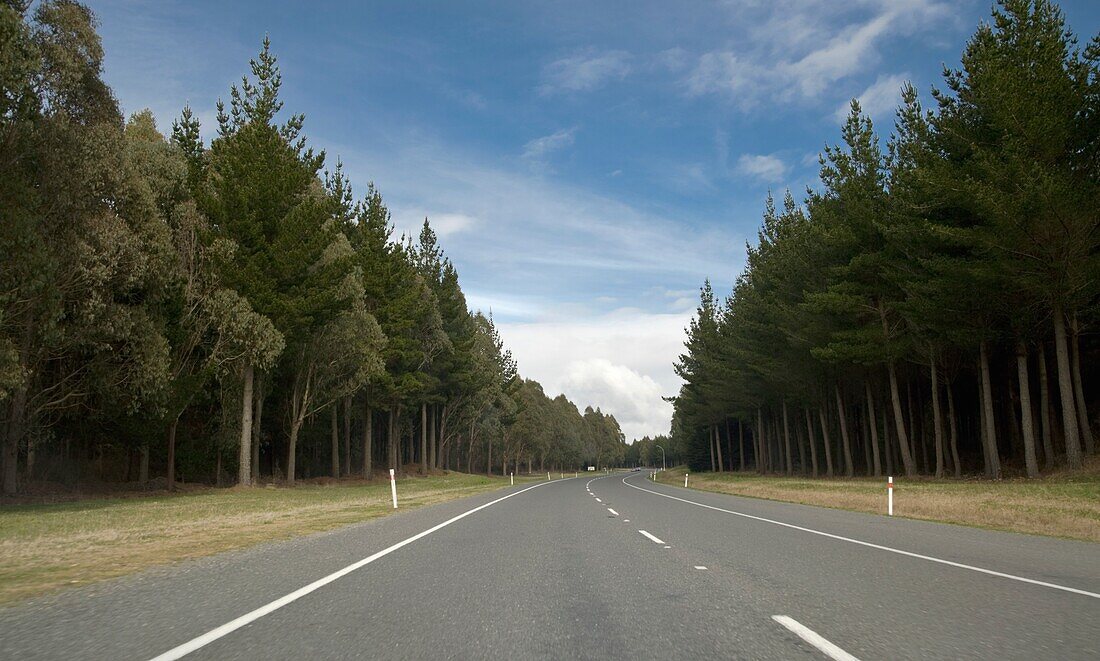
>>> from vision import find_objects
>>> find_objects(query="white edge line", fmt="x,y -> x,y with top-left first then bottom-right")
148,479 -> 561,660
772,615 -> 860,661
638,529 -> 665,545
607,508 -> 619,516
622,475 -> 1100,600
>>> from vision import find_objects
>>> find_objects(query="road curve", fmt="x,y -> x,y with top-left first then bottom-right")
1,472 -> 1097,660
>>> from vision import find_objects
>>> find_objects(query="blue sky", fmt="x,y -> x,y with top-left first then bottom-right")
92,0 -> 1099,441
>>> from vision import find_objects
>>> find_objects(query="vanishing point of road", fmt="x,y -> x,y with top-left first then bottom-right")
2,472 -> 1098,660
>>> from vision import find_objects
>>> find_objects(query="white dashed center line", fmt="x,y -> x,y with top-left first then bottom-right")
607,508 -> 618,516
694,566 -> 707,570
638,530 -> 665,545
772,615 -> 860,661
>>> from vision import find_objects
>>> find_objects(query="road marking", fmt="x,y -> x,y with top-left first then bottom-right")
638,530 -> 665,545
607,508 -> 619,516
772,615 -> 859,661
623,475 -> 1100,601
148,479 -> 562,660
694,565 -> 707,570
663,545 -> 671,549
595,498 -> 602,502
623,519 -> 630,522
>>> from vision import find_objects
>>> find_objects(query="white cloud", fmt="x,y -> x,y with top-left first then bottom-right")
522,128 -> 577,162
431,212 -> 478,237
497,308 -> 691,441
834,72 -> 910,125
736,153 -> 788,183
683,1 -> 949,109
539,49 -> 632,95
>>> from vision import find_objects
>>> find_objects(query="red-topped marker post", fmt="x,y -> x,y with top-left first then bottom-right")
887,476 -> 894,516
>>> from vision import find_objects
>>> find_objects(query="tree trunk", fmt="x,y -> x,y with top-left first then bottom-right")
251,378 -> 263,482
1016,341 -> 1039,478
709,424 -> 716,472
865,383 -> 881,477
979,341 -> 1003,479
343,395 -> 352,477
429,405 -> 437,471
287,418 -> 301,485
1069,314 -> 1093,455
835,386 -> 853,477
930,355 -> 945,479
795,411 -> 807,474
363,405 -> 373,478
139,443 -> 149,486
238,364 -> 254,486
861,400 -> 872,476
804,407 -> 818,477
388,406 -> 397,471
726,419 -> 735,472
3,385 -> 25,494
420,403 -> 428,475
1038,344 -> 1054,469
715,423 -> 724,471
331,405 -> 340,477
781,401 -> 793,475
946,382 -> 961,478
818,406 -> 834,477
1052,305 -> 1082,468
738,420 -> 745,471
167,417 -> 178,490
883,402 -> 894,476
756,408 -> 765,473
887,362 -> 916,476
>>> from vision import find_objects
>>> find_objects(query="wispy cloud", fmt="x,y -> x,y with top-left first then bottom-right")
683,1 -> 950,110
834,72 -> 910,125
736,153 -> 788,183
522,128 -> 577,162
539,48 -> 632,95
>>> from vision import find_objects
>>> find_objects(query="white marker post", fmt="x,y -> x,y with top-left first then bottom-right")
887,475 -> 894,516
510,472 -> 513,486
547,472 -> 550,481
389,469 -> 398,509
685,473 -> 689,488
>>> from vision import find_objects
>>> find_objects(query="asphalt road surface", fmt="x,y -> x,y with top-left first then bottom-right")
2,471 -> 1098,660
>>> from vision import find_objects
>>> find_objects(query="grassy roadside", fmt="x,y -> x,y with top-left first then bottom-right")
653,461 -> 1100,543
0,471 -> 537,605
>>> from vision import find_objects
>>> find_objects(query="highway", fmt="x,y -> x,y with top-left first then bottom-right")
2,471 -> 1098,660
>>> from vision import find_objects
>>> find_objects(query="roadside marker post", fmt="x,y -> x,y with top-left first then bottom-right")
510,472 -> 513,486
389,469 -> 398,509
685,473 -> 689,488
547,472 -> 551,481
887,476 -> 894,516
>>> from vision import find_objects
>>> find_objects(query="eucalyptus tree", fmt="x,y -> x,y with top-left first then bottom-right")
1,1 -> 175,493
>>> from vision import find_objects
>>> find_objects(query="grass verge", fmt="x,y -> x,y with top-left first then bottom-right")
654,460 -> 1100,543
0,471 -> 532,605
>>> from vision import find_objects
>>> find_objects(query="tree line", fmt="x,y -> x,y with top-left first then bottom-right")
673,0 -> 1098,479
0,1 -> 626,495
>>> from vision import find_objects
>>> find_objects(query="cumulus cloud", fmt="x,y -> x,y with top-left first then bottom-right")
496,308 -> 692,441
834,72 -> 910,125
539,49 -> 632,95
736,153 -> 788,183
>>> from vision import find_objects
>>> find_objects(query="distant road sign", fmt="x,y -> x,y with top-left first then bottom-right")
587,466 -> 596,471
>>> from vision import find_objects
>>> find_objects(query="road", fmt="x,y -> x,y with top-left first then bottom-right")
2,471 -> 1098,660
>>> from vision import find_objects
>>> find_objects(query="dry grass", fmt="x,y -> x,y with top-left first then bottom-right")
0,471 -> 527,605
656,457 -> 1100,543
